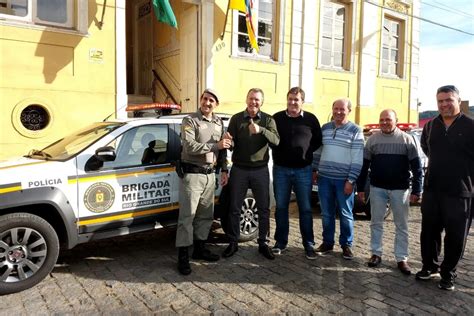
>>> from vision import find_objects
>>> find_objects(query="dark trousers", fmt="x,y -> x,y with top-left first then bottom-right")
420,191 -> 472,280
227,165 -> 270,246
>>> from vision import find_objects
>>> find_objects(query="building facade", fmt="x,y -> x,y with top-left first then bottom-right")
0,0 -> 420,160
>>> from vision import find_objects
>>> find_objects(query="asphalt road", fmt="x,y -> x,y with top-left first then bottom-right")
2,204 -> 473,315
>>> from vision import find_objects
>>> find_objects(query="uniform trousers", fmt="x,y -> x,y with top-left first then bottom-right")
176,172 -> 215,247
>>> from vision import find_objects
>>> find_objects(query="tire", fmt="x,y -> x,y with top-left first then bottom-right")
238,197 -> 259,242
0,213 -> 59,295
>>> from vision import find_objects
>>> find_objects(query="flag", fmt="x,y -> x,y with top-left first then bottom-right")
152,0 -> 177,28
228,0 -> 259,52
229,0 -> 246,12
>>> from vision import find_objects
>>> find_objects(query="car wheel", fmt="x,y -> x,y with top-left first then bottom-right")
0,213 -> 59,295
238,197 -> 259,242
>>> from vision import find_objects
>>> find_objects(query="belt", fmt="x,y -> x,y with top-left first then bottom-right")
182,163 -> 215,174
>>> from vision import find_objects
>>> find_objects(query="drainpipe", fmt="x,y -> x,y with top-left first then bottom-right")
355,0 -> 365,125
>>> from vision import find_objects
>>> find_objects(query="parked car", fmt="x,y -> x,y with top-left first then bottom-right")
0,113 -> 261,294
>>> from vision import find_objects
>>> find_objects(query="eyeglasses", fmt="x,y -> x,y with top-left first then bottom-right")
437,85 -> 459,95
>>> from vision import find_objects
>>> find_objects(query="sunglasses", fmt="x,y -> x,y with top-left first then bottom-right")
436,85 -> 459,94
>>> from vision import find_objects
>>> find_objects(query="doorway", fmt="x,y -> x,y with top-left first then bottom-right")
125,0 -> 199,110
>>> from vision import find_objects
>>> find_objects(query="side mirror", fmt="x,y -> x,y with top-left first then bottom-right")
95,146 -> 116,162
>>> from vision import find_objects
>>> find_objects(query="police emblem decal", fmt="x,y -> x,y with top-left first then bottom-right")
84,182 -> 115,213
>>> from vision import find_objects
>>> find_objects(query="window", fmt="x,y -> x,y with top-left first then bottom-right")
381,16 -> 404,77
0,0 -> 76,29
234,0 -> 278,59
102,125 -> 169,170
320,0 -> 351,69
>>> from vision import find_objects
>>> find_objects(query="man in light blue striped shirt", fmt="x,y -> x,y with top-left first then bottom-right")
312,98 -> 364,259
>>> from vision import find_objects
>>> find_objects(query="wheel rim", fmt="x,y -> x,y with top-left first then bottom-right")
240,197 -> 258,236
0,227 -> 47,283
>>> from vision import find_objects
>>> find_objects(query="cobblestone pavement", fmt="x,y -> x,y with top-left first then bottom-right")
2,204 -> 473,315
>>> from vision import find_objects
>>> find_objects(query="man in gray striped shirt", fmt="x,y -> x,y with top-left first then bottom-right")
357,109 -> 422,275
312,98 -> 364,259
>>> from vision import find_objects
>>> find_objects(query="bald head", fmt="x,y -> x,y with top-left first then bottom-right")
379,109 -> 397,134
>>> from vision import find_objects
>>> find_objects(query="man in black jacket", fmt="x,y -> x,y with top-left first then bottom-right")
416,85 -> 474,291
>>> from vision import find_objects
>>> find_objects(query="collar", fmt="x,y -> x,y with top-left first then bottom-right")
380,127 -> 399,136
332,120 -> 350,129
436,112 -> 463,129
244,110 -> 261,120
285,110 -> 304,118
197,110 -> 217,123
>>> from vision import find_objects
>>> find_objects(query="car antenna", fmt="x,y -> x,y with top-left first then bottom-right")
102,104 -> 129,122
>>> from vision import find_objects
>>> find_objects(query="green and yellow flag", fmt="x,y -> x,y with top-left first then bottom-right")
152,0 -> 177,28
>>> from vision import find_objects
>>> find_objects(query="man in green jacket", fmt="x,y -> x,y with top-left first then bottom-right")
222,88 -> 280,259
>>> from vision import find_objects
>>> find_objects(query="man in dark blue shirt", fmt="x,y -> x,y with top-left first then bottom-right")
271,87 -> 322,259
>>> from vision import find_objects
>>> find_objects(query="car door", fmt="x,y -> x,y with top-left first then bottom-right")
76,124 -> 179,234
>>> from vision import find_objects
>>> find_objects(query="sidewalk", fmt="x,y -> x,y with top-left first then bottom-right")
2,205 -> 473,314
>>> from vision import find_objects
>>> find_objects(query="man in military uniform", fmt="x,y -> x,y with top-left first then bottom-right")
176,89 -> 231,275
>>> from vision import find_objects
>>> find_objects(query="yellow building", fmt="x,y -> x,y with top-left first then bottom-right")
0,0 -> 420,160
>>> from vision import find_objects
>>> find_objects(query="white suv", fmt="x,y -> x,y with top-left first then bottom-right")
0,114 -> 259,294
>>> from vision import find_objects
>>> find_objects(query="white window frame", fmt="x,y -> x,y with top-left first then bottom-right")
231,0 -> 277,60
0,0 -> 79,30
318,0 -> 354,71
380,14 -> 406,78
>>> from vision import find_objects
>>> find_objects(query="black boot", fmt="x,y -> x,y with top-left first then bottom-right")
192,240 -> 220,262
222,242 -> 239,258
177,247 -> 192,275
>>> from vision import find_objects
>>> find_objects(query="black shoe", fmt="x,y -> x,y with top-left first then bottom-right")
271,244 -> 287,255
192,240 -> 220,262
438,278 -> 455,291
305,248 -> 317,260
177,247 -> 192,275
258,244 -> 275,260
367,255 -> 382,267
415,269 -> 440,280
222,242 -> 238,258
342,245 -> 354,260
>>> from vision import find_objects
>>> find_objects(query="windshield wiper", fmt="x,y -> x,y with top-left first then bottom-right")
25,149 -> 52,159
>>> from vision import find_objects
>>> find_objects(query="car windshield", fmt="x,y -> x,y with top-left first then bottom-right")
25,122 -> 124,161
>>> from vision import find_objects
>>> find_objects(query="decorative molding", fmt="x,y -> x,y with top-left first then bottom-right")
384,0 -> 410,14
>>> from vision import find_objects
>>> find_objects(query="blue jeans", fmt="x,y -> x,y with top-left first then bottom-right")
369,186 -> 409,262
317,176 -> 354,247
273,165 -> 315,250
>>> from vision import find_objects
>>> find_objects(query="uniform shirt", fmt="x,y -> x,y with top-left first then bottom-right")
180,110 -> 227,170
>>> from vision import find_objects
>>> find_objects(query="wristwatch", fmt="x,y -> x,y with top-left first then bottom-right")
347,179 -> 355,184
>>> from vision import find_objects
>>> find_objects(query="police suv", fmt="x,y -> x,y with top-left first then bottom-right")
0,114 -> 259,294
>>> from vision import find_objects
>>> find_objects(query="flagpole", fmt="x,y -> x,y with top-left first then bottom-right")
220,0 -> 231,40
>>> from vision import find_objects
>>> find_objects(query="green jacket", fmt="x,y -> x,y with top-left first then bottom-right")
227,110 -> 280,168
